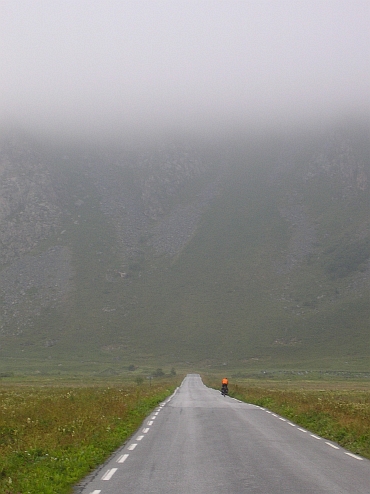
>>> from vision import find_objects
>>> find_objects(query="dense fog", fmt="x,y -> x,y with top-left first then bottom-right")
1,1 -> 369,146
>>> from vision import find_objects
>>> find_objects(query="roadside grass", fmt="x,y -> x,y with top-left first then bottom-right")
212,378 -> 370,460
0,378 -> 178,493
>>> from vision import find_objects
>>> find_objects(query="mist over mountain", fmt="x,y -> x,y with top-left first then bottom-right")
1,1 -> 369,373
0,117 -> 368,373
1,1 -> 369,143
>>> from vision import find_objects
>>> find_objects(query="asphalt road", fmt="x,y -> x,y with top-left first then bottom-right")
77,374 -> 370,493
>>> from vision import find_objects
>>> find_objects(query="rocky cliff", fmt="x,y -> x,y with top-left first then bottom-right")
0,132 -> 62,266
0,124 -> 368,367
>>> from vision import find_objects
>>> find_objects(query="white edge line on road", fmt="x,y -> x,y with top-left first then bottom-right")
136,435 -> 144,441
143,427 -> 150,433
101,468 -> 118,481
117,454 -> 129,463
234,402 -> 363,461
345,452 -> 363,461
325,442 -> 340,450
128,443 -> 137,451
147,420 -> 153,425
90,491 -> 101,494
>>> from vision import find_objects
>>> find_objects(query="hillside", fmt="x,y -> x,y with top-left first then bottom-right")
0,122 -> 369,373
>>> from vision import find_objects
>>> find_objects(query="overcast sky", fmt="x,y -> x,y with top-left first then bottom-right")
1,0 -> 369,141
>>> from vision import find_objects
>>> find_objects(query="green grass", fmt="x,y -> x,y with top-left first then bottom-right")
1,373 -> 368,493
0,377 -> 179,493
204,375 -> 370,460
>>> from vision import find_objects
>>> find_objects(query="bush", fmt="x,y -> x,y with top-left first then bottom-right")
153,368 -> 164,377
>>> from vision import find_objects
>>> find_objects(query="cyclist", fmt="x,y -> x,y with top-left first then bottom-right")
221,377 -> 228,394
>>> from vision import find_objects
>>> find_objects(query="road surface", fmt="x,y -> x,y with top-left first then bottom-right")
76,374 -> 370,493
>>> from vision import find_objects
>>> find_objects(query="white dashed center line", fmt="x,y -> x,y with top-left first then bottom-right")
90,491 -> 101,494
101,468 -> 118,481
310,434 -> 321,440
136,435 -> 144,441
143,427 -> 150,433
297,428 -> 307,433
128,443 -> 137,451
117,454 -> 129,463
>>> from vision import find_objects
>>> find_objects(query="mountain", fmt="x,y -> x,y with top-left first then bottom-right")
0,121 -> 369,373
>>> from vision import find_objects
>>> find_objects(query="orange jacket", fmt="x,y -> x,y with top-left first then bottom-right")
222,378 -> 228,385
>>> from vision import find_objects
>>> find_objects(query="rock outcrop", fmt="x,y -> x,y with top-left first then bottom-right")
0,133 -> 62,266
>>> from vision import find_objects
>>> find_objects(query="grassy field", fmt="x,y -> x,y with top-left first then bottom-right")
0,372 -> 369,492
204,375 -> 370,460
0,376 -> 179,494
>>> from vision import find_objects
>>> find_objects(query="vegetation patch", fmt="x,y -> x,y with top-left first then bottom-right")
0,379 -> 177,493
219,379 -> 370,460
323,237 -> 370,278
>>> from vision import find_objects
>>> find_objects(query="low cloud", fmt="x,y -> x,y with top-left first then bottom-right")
1,1 -> 369,143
